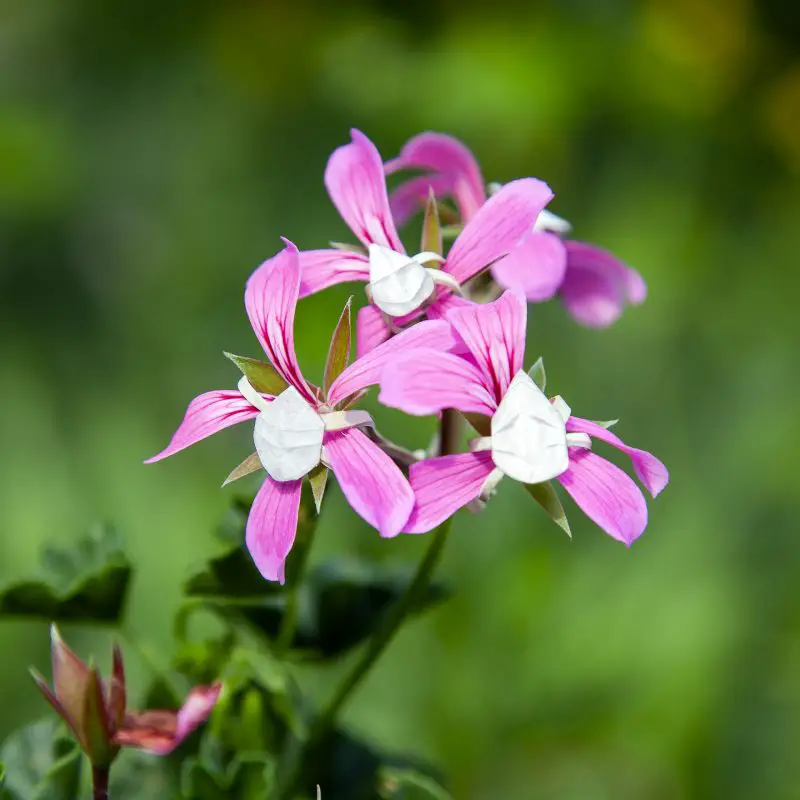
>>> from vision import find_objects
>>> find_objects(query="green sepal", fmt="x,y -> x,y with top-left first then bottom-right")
462,412 -> 491,437
222,452 -> 262,487
591,418 -> 619,429
0,526 -> 131,625
523,481 -> 571,537
223,352 -> 288,396
329,241 -> 365,254
421,189 -> 442,258
528,356 -> 546,392
439,224 -> 463,240
323,297 -> 352,396
308,464 -> 329,514
82,665 -> 115,767
379,767 -> 452,799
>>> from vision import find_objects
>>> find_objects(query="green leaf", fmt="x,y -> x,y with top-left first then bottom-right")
308,464 -> 329,514
0,762 -> 5,790
204,559 -> 449,661
527,356 -> 546,392
207,651 -> 304,761
324,298 -> 352,396
420,189 -> 442,258
0,720 -> 82,800
0,526 -> 131,624
109,751 -> 180,799
184,500 -> 279,599
302,727 -> 443,800
224,352 -> 288,396
180,753 -> 275,800
523,481 -> 571,537
379,767 -> 451,799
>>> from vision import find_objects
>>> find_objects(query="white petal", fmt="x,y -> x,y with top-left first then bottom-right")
253,386 -> 324,482
490,371 -> 569,484
368,244 -> 435,317
534,208 -> 572,235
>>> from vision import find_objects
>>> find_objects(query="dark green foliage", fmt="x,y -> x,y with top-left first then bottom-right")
0,526 -> 131,624
0,720 -> 82,800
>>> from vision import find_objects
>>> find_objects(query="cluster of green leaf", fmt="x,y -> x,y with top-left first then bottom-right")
0,500 -> 451,798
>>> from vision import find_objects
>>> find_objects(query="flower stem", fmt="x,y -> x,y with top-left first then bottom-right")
275,410 -> 461,798
275,510 -> 318,656
92,765 -> 110,800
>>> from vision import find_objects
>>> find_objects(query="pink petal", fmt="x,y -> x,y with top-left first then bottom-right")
145,390 -> 262,463
356,304 -> 391,358
567,417 -> 669,497
325,130 -> 404,252
444,290 -> 527,402
327,319 -> 459,408
378,348 -> 496,417
246,476 -> 303,583
490,231 -> 568,301
560,240 -> 647,328
404,451 -> 495,534
245,241 -> 315,403
115,683 -> 221,755
388,174 -> 460,227
445,178 -> 553,285
172,683 -> 223,749
386,132 -> 486,224
298,249 -> 369,298
556,450 -> 648,546
324,427 -> 414,537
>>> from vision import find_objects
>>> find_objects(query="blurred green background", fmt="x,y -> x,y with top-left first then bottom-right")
2,0 -> 799,797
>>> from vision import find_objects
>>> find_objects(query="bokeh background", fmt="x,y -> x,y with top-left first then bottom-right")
2,0 -> 799,797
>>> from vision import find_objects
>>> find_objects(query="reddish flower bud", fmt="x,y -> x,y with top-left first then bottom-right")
31,626 -> 222,766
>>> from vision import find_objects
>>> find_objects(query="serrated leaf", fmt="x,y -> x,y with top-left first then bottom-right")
180,758 -> 225,800
0,720 -> 82,800
523,481 -> 571,537
420,189 -> 442,258
379,767 -> 451,799
308,464 -> 329,514
0,526 -> 131,624
528,356 -> 546,392
210,651 -> 303,759
222,452 -> 262,487
324,298 -> 352,395
224,352 -> 288,396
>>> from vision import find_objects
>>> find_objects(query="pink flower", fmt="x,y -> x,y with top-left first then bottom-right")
297,129 -> 553,355
31,626 -> 221,764
386,131 -> 647,327
148,241 -> 456,581
379,291 -> 668,544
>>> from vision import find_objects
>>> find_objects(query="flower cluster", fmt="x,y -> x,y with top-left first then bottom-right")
149,130 -> 668,581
